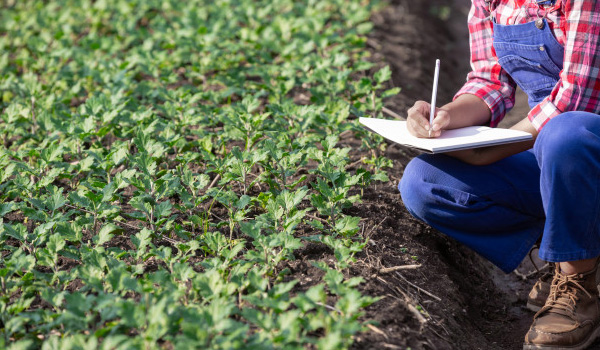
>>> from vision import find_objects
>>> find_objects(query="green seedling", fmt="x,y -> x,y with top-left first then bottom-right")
0,0 -> 388,347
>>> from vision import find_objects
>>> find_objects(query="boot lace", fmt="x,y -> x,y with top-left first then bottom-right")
545,273 -> 593,316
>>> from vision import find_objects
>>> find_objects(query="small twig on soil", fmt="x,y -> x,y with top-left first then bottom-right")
160,237 -> 179,245
366,324 -> 388,340
395,272 -> 442,302
316,302 -> 342,314
406,303 -> 427,325
514,263 -> 549,280
347,157 -> 365,169
377,277 -> 410,303
365,216 -> 388,239
306,214 -> 328,224
388,175 -> 402,183
376,276 -> 390,285
207,173 -> 221,190
366,38 -> 382,51
392,285 -> 428,326
112,164 -> 126,175
31,96 -> 37,135
210,212 -> 226,222
428,322 -> 452,344
339,129 -> 352,138
382,106 -> 404,120
110,219 -> 140,231
65,203 -> 93,215
379,264 -> 421,274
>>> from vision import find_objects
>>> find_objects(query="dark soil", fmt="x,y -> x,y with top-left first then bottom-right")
285,1 -> 600,349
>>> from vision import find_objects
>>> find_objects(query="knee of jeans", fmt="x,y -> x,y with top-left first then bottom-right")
399,156 -> 432,220
535,112 -> 600,163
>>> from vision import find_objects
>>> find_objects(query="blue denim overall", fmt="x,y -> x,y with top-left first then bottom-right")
399,13 -> 600,272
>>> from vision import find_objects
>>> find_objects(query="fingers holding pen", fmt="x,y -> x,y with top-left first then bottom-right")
412,58 -> 442,138
407,100 -> 433,137
429,107 -> 450,138
407,101 -> 450,138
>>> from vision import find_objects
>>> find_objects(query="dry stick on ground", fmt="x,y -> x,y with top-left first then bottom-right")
316,302 -> 343,314
366,38 -> 382,51
388,175 -> 402,183
395,271 -> 442,302
207,173 -> 221,190
210,211 -> 226,222
379,264 -> 421,274
426,319 -> 453,344
376,277 -> 427,326
514,263 -> 550,280
366,324 -> 389,340
379,276 -> 428,326
403,298 -> 428,325
395,286 -> 428,326
338,129 -> 352,139
31,96 -> 37,135
361,226 -> 380,269
306,214 -> 328,224
365,216 -> 389,239
346,157 -> 365,170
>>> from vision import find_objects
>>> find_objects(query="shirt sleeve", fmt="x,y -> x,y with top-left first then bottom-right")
454,0 -> 517,127
528,0 -> 600,130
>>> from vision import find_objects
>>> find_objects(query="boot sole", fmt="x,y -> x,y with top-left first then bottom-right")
522,323 -> 600,350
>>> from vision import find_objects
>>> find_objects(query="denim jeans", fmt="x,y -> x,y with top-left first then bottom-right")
400,112 -> 600,272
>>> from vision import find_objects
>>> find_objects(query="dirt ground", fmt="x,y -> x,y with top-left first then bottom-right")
322,1 -> 600,349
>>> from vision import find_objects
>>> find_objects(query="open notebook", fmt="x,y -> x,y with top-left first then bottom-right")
359,117 -> 533,153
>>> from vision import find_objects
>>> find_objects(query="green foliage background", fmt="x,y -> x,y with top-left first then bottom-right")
0,0 -> 397,348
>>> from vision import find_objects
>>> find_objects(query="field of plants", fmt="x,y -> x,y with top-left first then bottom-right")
0,0 -> 410,348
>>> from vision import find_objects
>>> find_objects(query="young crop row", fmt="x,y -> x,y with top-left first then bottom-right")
0,0 -> 397,349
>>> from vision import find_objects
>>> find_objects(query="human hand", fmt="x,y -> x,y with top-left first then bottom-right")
406,100 -> 451,138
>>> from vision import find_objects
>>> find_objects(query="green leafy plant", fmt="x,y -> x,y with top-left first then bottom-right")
0,0 -> 393,348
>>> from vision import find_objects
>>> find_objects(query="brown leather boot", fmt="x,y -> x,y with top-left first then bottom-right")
523,264 -> 600,350
527,267 -> 554,312
527,263 -> 600,313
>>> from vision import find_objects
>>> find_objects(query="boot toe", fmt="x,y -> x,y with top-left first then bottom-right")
525,321 -> 597,349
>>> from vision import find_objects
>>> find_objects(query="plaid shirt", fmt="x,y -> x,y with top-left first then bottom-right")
455,0 -> 600,130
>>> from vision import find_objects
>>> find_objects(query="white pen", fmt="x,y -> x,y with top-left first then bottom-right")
429,59 -> 440,138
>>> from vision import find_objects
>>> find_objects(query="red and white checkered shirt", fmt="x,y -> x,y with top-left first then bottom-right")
455,0 -> 600,130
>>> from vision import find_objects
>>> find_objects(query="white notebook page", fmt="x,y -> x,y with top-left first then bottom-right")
359,117 -> 532,153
